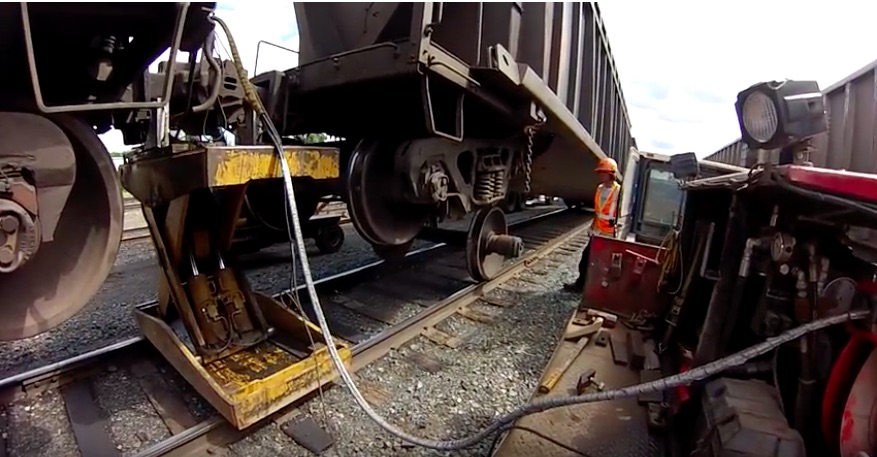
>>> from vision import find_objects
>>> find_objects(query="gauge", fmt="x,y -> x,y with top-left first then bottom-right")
820,277 -> 858,316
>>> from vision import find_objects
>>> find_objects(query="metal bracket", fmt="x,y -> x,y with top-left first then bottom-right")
20,2 -> 191,114
633,256 -> 647,275
609,252 -> 623,279
254,39 -> 299,76
421,73 -> 464,142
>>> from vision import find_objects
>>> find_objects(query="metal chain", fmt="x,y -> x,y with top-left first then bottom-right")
521,117 -> 545,194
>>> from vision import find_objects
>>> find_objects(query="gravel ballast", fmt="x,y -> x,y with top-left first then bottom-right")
0,204 -> 562,378
1,203 -> 585,457
225,236 -> 584,457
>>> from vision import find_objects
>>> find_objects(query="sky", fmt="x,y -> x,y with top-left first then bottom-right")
100,2 -> 877,158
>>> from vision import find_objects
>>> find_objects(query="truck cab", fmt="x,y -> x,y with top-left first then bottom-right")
616,148 -> 746,244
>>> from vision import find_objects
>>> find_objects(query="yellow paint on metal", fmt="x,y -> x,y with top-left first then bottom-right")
135,302 -> 352,429
205,340 -> 352,427
205,343 -> 351,427
212,148 -> 340,187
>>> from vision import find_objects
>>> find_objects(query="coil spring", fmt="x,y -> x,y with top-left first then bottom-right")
474,170 -> 505,202
101,36 -> 117,54
491,171 -> 505,199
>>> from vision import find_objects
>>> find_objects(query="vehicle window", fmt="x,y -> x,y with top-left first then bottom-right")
642,168 -> 683,226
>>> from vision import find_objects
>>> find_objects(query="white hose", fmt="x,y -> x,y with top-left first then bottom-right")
212,14 -> 871,451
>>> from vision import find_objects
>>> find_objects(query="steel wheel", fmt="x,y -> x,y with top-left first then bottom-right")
0,114 -> 122,340
466,207 -> 509,281
346,139 -> 428,247
373,240 -> 414,263
315,223 -> 344,254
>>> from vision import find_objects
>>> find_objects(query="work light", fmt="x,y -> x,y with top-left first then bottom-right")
735,80 -> 827,150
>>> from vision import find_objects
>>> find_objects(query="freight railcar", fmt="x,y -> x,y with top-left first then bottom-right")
248,2 -> 634,279
0,2 -> 633,343
0,2 -> 218,341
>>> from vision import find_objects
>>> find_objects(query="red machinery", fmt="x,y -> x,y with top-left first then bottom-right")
578,79 -> 877,456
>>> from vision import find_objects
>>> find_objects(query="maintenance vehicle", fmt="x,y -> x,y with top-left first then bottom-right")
493,69 -> 877,457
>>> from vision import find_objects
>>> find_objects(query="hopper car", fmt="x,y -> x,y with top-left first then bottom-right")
261,2 -> 634,277
0,0 -> 637,432
0,1 -> 633,342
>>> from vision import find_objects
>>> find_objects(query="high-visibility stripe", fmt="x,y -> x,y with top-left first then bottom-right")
592,181 -> 619,235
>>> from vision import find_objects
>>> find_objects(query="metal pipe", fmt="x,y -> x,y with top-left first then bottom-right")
253,39 -> 298,76
190,43 -> 223,113
694,196 -> 747,366
20,2 -> 191,113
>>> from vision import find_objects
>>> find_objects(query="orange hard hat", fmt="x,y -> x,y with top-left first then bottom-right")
595,157 -> 618,174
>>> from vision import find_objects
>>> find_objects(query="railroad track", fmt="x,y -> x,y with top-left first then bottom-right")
1,208 -> 593,457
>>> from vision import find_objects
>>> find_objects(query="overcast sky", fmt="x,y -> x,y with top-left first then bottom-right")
100,2 -> 877,158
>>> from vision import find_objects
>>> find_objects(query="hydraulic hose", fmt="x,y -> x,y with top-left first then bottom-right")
211,15 -> 870,451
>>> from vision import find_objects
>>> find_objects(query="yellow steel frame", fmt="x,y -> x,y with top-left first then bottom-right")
121,144 -> 349,429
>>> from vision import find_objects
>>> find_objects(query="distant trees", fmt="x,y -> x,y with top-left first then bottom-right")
302,133 -> 328,144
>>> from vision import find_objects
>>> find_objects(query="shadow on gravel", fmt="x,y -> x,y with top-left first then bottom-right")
7,418 -> 55,457
490,287 -> 579,378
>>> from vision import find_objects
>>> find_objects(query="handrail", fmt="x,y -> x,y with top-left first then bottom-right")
20,2 -> 191,113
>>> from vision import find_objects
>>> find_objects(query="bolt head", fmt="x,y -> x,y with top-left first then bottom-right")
0,247 -> 14,264
0,215 -> 18,233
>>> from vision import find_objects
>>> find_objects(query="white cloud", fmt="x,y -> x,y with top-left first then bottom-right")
99,1 -> 300,152
100,3 -> 877,159
600,2 -> 877,157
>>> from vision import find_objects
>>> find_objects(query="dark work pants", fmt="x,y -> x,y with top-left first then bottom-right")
574,240 -> 592,288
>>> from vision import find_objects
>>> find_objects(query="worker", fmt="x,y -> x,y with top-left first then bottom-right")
563,157 -> 620,294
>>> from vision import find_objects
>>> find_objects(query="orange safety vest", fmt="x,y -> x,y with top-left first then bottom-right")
592,181 -> 620,236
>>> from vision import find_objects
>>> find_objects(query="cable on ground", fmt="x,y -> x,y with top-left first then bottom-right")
212,14 -> 871,452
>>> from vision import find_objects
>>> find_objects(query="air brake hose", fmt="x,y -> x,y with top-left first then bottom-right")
211,15 -> 871,451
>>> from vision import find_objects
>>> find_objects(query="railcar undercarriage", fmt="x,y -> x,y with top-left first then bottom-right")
493,80 -> 877,457
0,2 -> 216,340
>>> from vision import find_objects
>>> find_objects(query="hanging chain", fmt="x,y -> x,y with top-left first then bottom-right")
521,116 -> 545,194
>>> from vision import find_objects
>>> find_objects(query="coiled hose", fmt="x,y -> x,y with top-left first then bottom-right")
210,15 -> 870,451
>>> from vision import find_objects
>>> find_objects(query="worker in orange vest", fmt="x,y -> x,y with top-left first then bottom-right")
563,157 -> 620,294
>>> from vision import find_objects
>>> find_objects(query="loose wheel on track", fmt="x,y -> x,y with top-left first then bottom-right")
373,240 -> 415,263
315,223 -> 344,254
466,207 -> 523,282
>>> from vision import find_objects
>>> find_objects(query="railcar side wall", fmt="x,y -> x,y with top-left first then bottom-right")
705,58 -> 877,174
292,2 -> 633,171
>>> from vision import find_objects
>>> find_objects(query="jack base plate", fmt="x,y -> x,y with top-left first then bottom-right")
135,293 -> 352,429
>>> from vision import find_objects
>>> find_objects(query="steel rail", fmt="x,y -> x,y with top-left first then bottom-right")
0,207 -> 571,391
130,210 -> 592,457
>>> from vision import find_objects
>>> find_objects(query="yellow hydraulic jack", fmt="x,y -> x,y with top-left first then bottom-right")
119,143 -> 351,429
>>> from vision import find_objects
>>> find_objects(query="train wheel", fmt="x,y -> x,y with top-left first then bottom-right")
466,207 -> 524,281
315,223 -> 344,254
0,114 -> 122,340
346,140 -> 429,248
373,240 -> 414,263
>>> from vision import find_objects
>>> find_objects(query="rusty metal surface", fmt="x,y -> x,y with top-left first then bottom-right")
120,145 -> 340,207
286,2 -> 633,204
0,114 -> 122,341
706,58 -> 877,174
493,326 -> 664,457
